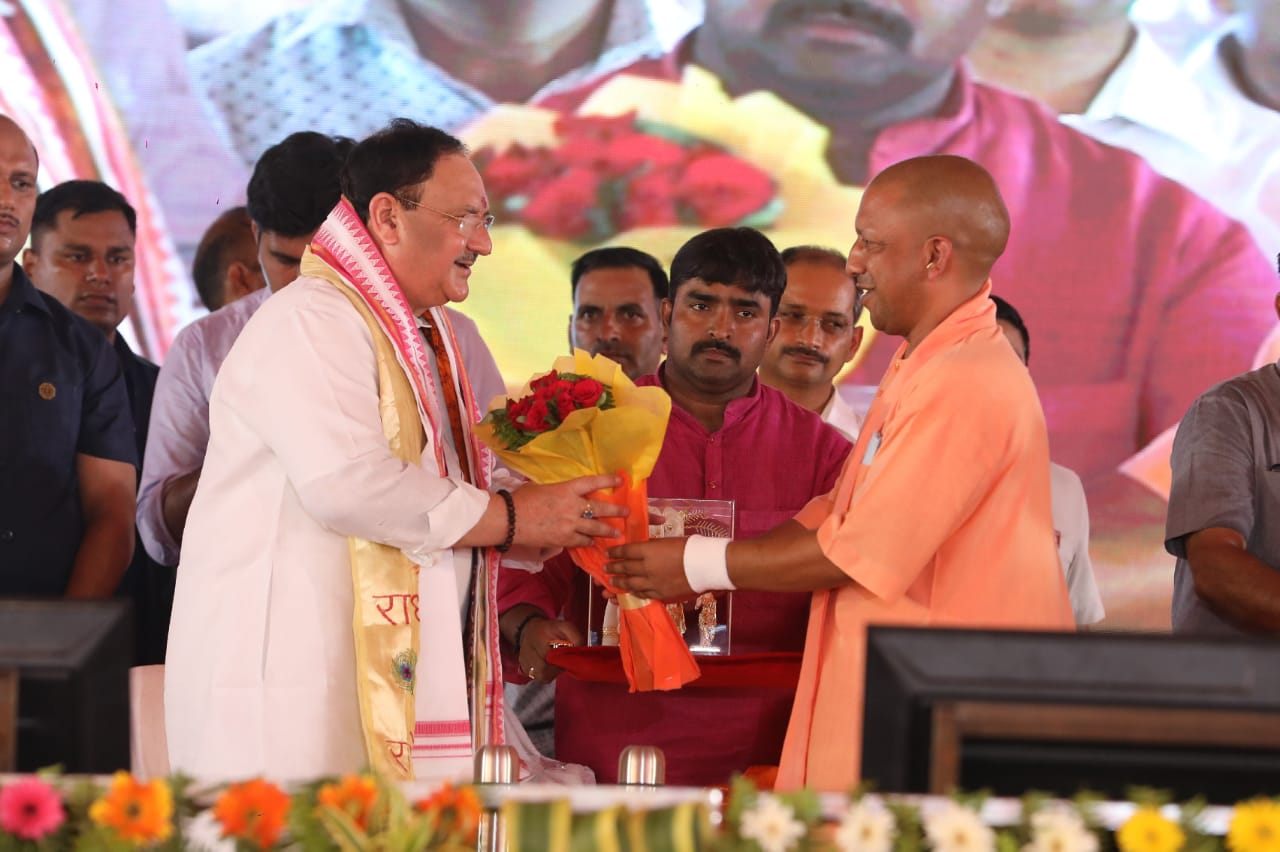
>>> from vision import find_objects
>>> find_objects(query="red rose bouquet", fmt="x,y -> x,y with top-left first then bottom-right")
485,370 -> 614,450
473,110 -> 781,243
476,351 -> 699,692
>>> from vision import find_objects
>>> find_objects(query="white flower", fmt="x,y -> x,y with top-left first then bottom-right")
835,799 -> 898,852
923,801 -> 996,852
740,795 -> 808,852
183,811 -> 237,852
1024,808 -> 1099,852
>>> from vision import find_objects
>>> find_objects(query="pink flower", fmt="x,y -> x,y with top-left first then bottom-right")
0,778 -> 66,840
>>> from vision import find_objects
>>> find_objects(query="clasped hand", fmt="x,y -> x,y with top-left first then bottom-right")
511,474 -> 626,549
605,537 -> 693,601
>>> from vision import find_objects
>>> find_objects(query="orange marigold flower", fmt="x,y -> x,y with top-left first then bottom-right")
212,778 -> 292,849
414,782 -> 482,842
87,771 -> 174,844
316,775 -> 378,831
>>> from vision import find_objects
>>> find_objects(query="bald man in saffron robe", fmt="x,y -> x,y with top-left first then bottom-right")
607,154 -> 1076,791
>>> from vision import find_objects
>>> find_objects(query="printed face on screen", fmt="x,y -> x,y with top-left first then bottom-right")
0,120 -> 38,268
571,265 -> 665,380
701,0 -> 990,93
388,153 -> 493,313
26,209 -> 136,337
662,277 -> 778,396
763,260 -> 862,390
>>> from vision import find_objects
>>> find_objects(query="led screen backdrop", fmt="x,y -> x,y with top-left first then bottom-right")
5,0 -> 1277,630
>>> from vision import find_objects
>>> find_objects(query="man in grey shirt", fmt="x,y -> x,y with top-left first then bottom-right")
1166,335 -> 1280,635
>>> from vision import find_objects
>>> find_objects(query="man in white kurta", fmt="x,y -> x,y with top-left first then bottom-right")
165,120 -> 623,783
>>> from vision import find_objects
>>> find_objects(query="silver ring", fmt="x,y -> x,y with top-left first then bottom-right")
581,503 -> 594,520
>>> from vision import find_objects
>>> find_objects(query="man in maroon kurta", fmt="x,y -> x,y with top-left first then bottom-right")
498,227 -> 851,785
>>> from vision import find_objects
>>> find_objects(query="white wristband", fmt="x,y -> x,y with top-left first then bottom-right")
683,535 -> 735,593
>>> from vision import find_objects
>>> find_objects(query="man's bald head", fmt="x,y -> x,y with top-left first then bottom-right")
867,154 -> 1010,288
848,155 -> 1010,354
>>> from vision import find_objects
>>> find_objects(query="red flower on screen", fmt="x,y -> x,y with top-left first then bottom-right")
521,168 -> 603,241
680,154 -> 776,226
602,133 -> 686,175
474,110 -> 780,242
482,145 -> 556,198
620,169 -> 681,230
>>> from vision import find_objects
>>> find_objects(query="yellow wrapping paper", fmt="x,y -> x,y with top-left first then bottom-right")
475,351 -> 701,691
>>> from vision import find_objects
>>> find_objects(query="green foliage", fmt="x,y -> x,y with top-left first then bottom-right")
1177,796 -> 1218,852
285,781 -> 333,852
888,800 -> 924,852
0,770 -> 1256,852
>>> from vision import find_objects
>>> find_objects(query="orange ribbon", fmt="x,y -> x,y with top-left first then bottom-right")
567,473 -> 701,691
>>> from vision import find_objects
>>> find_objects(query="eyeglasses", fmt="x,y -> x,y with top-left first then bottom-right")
394,195 -> 495,233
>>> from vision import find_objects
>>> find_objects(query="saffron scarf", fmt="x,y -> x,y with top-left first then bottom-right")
300,198 -> 505,781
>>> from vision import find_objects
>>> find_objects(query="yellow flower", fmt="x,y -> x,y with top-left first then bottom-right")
1116,807 -> 1184,852
1228,800 -> 1280,852
87,771 -> 174,843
